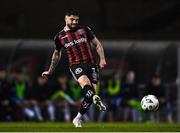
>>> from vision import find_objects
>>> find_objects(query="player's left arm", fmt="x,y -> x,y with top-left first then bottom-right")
91,38 -> 106,69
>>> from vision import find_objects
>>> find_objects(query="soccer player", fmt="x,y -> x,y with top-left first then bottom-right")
42,8 -> 106,127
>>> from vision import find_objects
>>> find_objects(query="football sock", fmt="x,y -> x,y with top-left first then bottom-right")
79,85 -> 95,115
76,112 -> 83,119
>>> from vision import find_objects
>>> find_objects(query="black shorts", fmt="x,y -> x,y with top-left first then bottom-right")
69,63 -> 99,84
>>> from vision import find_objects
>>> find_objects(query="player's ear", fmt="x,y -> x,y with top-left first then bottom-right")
65,15 -> 68,22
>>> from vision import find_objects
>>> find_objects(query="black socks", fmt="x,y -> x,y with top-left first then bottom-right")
79,85 -> 95,115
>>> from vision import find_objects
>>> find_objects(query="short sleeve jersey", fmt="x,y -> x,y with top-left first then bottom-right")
54,26 -> 96,66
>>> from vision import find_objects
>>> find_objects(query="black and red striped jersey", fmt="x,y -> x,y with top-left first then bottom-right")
54,26 -> 96,66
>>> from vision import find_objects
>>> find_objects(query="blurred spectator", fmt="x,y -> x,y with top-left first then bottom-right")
121,70 -> 141,122
106,72 -> 121,121
144,74 -> 173,122
51,75 -> 90,122
69,80 -> 82,102
11,69 -> 32,121
0,66 -> 13,121
30,76 -> 55,121
51,74 -> 72,122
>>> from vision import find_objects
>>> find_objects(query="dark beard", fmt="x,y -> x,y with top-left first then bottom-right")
68,24 -> 78,31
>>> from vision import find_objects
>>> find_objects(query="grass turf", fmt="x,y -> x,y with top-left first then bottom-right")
0,122 -> 180,132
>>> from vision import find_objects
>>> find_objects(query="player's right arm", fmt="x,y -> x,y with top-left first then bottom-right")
42,35 -> 62,79
42,49 -> 61,79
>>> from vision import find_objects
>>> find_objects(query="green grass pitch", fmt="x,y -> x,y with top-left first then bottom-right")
0,122 -> 180,132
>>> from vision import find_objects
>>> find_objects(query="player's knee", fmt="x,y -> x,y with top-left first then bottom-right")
78,75 -> 91,88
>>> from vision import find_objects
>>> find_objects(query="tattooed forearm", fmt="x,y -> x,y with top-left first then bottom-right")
48,50 -> 61,74
92,38 -> 105,60
96,43 -> 105,60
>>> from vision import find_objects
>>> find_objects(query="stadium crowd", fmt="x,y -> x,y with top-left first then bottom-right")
0,66 -> 176,123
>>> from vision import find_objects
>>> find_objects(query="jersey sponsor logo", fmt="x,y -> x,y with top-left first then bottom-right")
74,38 -> 87,44
64,41 -> 74,48
75,67 -> 83,74
64,38 -> 87,48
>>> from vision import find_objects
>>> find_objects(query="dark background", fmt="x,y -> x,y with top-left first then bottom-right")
0,0 -> 179,40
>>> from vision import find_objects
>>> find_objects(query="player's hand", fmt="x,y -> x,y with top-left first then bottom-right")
99,59 -> 106,69
41,71 -> 51,79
